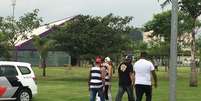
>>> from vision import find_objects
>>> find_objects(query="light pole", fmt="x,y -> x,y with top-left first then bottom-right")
11,0 -> 17,61
169,0 -> 178,101
11,0 -> 16,18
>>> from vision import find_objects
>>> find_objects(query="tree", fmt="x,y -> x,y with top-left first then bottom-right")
32,36 -> 54,77
158,0 -> 201,87
0,17 -> 10,59
144,10 -> 200,55
179,0 -> 201,87
0,32 -> 10,60
144,10 -> 197,66
50,14 -> 133,65
0,18 -> 9,59
160,0 -> 201,87
132,41 -> 148,56
144,10 -> 195,42
0,32 -> 5,52
0,9 -> 42,60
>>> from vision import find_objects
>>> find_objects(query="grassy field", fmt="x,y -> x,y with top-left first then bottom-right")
32,67 -> 201,101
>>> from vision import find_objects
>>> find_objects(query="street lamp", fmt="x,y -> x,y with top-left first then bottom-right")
11,0 -> 16,18
11,0 -> 17,61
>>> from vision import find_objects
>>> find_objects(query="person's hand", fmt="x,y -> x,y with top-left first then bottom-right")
131,81 -> 134,86
133,82 -> 135,86
102,86 -> 105,92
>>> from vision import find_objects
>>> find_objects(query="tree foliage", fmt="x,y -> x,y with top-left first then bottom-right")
0,32 -> 10,59
0,9 -> 42,60
179,0 -> 201,87
50,14 -> 134,61
0,9 -> 42,47
180,0 -> 201,19
144,10 -> 197,42
157,0 -> 201,87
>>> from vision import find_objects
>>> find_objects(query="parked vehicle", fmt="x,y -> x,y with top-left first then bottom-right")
0,61 -> 37,101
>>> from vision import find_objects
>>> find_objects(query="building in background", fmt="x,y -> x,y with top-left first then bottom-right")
13,16 -> 75,67
143,31 -> 192,67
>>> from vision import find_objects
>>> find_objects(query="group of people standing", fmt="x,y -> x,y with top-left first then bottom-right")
88,51 -> 158,101
88,56 -> 113,101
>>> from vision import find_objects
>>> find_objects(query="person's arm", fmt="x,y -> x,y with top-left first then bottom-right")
151,70 -> 157,88
129,72 -> 134,86
133,63 -> 136,86
129,64 -> 134,86
108,65 -> 113,79
101,67 -> 106,86
133,71 -> 135,85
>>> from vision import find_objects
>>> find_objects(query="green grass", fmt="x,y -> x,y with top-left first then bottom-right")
32,67 -> 201,101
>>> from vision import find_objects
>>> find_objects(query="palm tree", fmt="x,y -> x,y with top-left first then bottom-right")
33,35 -> 54,77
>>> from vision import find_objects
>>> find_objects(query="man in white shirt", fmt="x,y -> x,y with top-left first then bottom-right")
133,52 -> 157,101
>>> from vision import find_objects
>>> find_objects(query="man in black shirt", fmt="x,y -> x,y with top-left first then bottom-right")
115,55 -> 135,101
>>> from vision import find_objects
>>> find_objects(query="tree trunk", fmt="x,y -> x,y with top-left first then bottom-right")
189,26 -> 198,87
42,58 -> 46,77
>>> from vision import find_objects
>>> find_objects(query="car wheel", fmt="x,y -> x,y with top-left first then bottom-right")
17,89 -> 31,101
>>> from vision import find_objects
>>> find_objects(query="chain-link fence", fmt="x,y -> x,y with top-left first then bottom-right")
15,51 -> 71,67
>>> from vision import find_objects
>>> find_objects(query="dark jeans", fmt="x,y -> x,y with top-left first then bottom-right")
90,88 -> 105,101
115,85 -> 135,101
104,85 -> 109,100
135,84 -> 152,101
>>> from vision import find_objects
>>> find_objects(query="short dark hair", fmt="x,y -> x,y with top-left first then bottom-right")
140,51 -> 147,58
125,55 -> 132,60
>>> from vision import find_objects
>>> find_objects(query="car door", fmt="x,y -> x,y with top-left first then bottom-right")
17,65 -> 37,95
0,65 -> 19,98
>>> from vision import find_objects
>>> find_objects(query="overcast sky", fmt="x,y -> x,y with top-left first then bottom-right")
0,0 -> 168,27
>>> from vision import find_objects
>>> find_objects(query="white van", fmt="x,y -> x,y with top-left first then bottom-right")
0,61 -> 37,101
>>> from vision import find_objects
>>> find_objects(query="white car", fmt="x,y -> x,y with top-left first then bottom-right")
0,61 -> 37,101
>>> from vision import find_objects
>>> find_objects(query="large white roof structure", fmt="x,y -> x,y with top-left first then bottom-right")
15,16 -> 75,47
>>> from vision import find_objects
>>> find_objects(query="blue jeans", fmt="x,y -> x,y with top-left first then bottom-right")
90,88 -> 105,101
115,86 -> 135,101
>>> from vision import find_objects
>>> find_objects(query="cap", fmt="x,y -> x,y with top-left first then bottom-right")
95,56 -> 102,63
125,55 -> 132,60
104,57 -> 111,62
